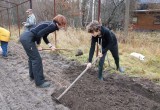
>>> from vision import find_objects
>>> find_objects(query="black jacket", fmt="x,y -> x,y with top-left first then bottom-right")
88,26 -> 117,62
31,21 -> 58,44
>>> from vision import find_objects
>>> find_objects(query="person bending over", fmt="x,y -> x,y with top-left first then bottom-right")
86,20 -> 123,80
20,14 -> 67,88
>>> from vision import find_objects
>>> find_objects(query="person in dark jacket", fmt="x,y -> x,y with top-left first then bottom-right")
20,14 -> 67,88
86,20 -> 122,80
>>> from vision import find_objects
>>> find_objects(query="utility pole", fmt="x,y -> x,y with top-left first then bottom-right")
29,0 -> 32,9
124,0 -> 130,41
96,0 -> 101,57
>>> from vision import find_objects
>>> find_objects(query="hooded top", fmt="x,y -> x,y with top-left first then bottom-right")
88,26 -> 117,62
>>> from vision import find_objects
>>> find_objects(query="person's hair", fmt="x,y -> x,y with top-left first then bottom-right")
53,14 -> 67,27
26,9 -> 32,13
86,20 -> 101,33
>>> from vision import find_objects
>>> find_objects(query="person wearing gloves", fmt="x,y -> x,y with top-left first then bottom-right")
22,9 -> 36,32
86,20 -> 123,80
0,27 -> 10,58
20,14 -> 67,88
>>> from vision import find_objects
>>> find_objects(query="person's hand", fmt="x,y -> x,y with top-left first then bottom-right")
37,45 -> 43,51
22,22 -> 27,27
37,46 -> 43,51
24,24 -> 27,26
22,22 -> 26,24
48,43 -> 55,51
98,52 -> 103,58
51,46 -> 56,51
87,63 -> 92,68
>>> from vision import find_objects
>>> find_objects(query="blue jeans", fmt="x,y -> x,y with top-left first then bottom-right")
1,41 -> 8,57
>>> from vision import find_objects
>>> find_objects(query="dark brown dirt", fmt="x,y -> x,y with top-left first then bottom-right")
52,54 -> 160,110
57,68 -> 160,110
0,41 -> 160,110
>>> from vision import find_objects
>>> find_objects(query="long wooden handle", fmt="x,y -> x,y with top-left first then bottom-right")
57,57 -> 99,100
41,48 -> 72,51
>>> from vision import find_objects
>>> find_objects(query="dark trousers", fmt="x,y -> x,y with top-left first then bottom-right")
1,41 -> 8,57
20,31 -> 45,86
98,44 -> 119,79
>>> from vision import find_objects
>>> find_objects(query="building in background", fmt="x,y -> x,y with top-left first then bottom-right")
132,9 -> 160,31
131,0 -> 160,31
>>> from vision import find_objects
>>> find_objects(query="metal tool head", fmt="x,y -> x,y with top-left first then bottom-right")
51,93 -> 61,104
75,49 -> 83,56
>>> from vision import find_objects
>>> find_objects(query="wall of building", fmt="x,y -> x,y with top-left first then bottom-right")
133,13 -> 160,30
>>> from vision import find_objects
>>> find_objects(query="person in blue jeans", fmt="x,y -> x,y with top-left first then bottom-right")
0,27 -> 10,58
1,41 -> 8,57
20,14 -> 67,88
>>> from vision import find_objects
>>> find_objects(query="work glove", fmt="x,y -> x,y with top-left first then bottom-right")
48,43 -> 56,51
87,63 -> 92,68
51,46 -> 56,51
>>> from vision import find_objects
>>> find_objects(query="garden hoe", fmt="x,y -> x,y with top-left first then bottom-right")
41,48 -> 84,56
41,48 -> 72,52
51,57 -> 99,104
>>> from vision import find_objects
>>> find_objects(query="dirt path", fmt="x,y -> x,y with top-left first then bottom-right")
0,41 -> 69,110
0,41 -> 160,110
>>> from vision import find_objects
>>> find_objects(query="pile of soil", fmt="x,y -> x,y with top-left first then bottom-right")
53,63 -> 160,110
0,41 -> 160,110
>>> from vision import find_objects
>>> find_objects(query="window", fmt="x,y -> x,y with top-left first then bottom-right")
132,17 -> 138,23
154,15 -> 160,25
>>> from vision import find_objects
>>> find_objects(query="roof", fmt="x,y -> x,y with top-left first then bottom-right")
133,9 -> 160,13
138,0 -> 160,4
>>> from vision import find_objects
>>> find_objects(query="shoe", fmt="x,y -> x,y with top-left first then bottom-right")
118,67 -> 125,73
38,81 -> 50,88
29,77 -> 34,81
1,55 -> 8,59
98,77 -> 104,81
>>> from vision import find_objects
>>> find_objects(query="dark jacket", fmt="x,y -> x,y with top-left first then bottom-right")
31,21 -> 58,44
88,26 -> 117,62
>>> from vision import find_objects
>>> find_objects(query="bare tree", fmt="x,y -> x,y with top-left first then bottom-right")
85,0 -> 91,26
107,0 -> 125,25
1,0 -> 138,30
92,0 -> 95,21
124,0 -> 130,40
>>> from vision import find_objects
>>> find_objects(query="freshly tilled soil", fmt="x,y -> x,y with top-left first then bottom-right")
0,41 -> 160,110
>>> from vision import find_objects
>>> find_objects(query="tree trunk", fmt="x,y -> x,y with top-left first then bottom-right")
85,0 -> 91,26
78,0 -> 82,27
124,0 -> 130,42
92,0 -> 95,21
